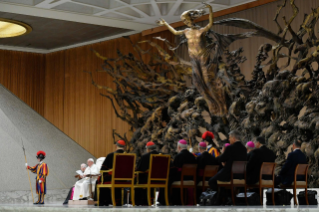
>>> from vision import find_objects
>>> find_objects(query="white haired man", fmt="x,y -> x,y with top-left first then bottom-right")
73,158 -> 99,200
63,163 -> 88,204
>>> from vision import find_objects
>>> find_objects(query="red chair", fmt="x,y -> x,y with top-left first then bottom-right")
281,164 -> 309,205
134,154 -> 171,206
171,164 -> 197,205
97,153 -> 136,206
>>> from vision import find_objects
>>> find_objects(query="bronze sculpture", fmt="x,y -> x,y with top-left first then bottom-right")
89,0 -> 319,187
157,3 -> 251,117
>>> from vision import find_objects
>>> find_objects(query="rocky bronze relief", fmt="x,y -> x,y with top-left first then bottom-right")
89,1 -> 319,187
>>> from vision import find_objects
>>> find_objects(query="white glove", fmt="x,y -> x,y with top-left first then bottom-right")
25,163 -> 28,167
39,180 -> 42,183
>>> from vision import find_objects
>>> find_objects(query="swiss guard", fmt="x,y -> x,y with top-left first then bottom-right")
25,151 -> 49,204
202,131 -> 220,157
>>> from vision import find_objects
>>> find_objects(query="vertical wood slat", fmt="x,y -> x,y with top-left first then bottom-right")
44,31 -> 175,158
0,50 -> 45,115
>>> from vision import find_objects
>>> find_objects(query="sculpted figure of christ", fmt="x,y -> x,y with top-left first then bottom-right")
157,3 -> 228,116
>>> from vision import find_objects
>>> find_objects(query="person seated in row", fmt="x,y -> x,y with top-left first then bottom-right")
73,158 -> 99,200
196,141 -> 218,173
246,137 -> 276,185
94,140 -> 126,206
246,141 -> 255,161
196,141 -> 218,201
158,139 -> 196,205
135,141 -> 159,205
275,140 -> 307,186
63,163 -> 87,204
208,130 -> 247,193
202,131 -> 220,157
220,143 -> 230,154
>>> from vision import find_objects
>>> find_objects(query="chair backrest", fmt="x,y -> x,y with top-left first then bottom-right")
203,165 -> 219,181
259,162 -> 276,181
96,157 -> 106,172
181,164 -> 197,182
231,161 -> 247,180
148,154 -> 171,184
112,153 -> 136,183
294,164 -> 308,182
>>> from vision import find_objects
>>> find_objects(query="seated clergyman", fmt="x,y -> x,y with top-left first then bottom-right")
94,140 -> 126,206
63,163 -> 87,204
73,158 -> 99,200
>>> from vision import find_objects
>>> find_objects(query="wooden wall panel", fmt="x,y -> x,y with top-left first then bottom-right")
0,50 -> 45,115
44,31 -> 175,157
44,51 -> 65,131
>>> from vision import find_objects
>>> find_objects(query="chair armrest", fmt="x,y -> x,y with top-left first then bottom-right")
100,169 -> 112,173
86,174 -> 101,178
135,170 -> 148,174
135,170 -> 148,184
100,170 -> 112,183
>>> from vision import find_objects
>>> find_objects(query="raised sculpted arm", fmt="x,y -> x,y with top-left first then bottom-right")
157,18 -> 184,36
202,3 -> 213,32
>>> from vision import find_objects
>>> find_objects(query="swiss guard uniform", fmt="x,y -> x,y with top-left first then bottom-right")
26,151 -> 49,204
202,131 -> 220,157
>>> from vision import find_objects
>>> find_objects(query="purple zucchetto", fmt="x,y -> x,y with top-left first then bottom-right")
198,142 -> 207,148
246,141 -> 255,149
224,143 -> 230,148
178,139 -> 188,145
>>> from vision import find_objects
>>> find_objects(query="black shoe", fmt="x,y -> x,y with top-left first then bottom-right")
38,202 -> 44,205
33,202 -> 39,205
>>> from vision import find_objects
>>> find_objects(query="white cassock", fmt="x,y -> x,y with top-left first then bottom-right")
73,164 -> 99,200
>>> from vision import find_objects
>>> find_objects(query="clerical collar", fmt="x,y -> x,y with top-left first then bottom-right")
294,148 -> 301,152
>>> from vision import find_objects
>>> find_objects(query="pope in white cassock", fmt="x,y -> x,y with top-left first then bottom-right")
73,158 -> 99,200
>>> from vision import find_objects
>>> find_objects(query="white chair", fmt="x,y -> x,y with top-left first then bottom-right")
96,157 -> 106,172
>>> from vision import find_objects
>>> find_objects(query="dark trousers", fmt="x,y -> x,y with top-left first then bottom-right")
208,169 -> 230,191
93,176 -> 123,206
135,173 -> 155,205
159,168 -> 196,205
158,168 -> 181,205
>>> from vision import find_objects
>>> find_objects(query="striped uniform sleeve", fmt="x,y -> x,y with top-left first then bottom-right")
29,165 -> 38,173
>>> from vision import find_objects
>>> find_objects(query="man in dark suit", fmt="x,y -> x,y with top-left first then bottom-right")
94,140 -> 126,206
276,140 -> 307,186
159,139 -> 196,205
172,139 -> 196,171
246,141 -> 255,161
246,137 -> 276,185
196,142 -> 218,201
196,141 -> 218,171
135,141 -> 159,205
208,130 -> 247,191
